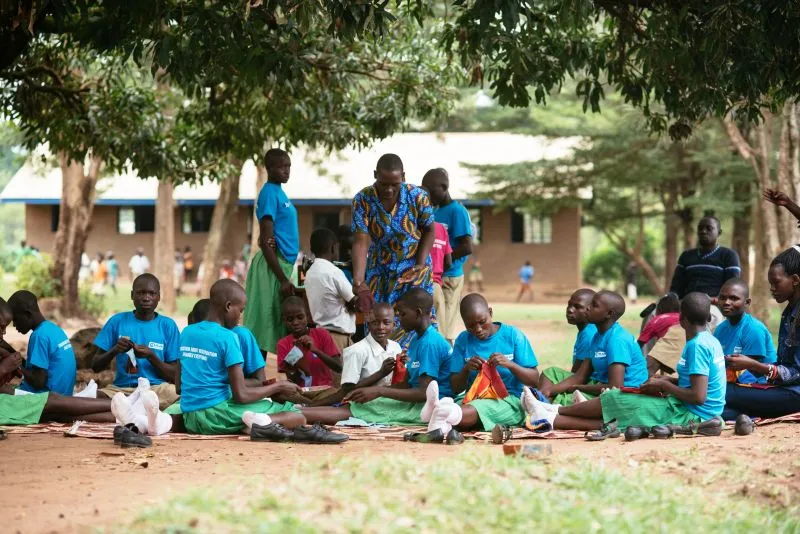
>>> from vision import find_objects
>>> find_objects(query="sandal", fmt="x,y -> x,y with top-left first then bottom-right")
585,419 -> 620,441
491,424 -> 513,444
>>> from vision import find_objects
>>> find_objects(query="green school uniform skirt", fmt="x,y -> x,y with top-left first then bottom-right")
183,398 -> 299,435
349,397 -> 425,426
542,366 -> 599,406
0,392 -> 48,425
599,389 -> 703,430
243,250 -> 294,353
465,396 -> 526,430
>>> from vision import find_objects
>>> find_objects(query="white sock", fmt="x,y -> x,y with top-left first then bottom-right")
532,402 -> 557,426
536,397 -> 559,413
572,390 -> 588,404
127,377 -> 151,406
111,392 -> 135,426
14,388 -> 34,396
427,398 -> 454,435
74,379 -> 97,398
141,390 -> 172,436
444,401 -> 463,426
520,386 -> 537,415
242,411 -> 272,430
420,381 -> 439,423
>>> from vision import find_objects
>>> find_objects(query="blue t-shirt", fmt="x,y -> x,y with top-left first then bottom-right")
573,323 -> 598,365
256,182 -> 299,263
588,323 -> 648,387
713,313 -> 777,384
233,326 -> 266,377
407,325 -> 453,398
450,323 -> 538,397
93,311 -> 180,387
677,331 -> 726,420
179,321 -> 244,413
20,320 -> 76,396
519,265 -> 534,283
434,201 -> 472,277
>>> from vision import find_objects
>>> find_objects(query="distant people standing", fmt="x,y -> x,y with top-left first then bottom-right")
90,252 -> 107,295
106,251 -> 119,294
517,261 -> 535,302
173,249 -> 184,297
128,247 -> 151,279
625,261 -> 638,304
421,168 -> 474,344
183,246 -> 194,281
79,252 -> 91,282
219,259 -> 235,280
467,260 -> 484,292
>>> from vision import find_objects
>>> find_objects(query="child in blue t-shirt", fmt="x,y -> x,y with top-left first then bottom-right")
714,278 -> 776,384
92,274 -> 181,409
523,292 -> 726,438
9,290 -> 76,396
177,279 -> 347,444
433,293 -> 539,434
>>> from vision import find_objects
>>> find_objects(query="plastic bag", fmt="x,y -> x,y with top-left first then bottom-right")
391,354 -> 407,385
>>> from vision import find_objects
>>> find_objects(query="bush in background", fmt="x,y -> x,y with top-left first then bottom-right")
14,254 -> 58,298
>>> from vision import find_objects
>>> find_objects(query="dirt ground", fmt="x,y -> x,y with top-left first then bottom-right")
2,423 -> 799,533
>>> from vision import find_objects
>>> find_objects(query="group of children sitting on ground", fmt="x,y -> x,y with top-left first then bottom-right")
2,231 -> 800,446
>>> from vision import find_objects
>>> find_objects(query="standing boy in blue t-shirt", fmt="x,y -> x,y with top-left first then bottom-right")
439,294 -> 539,434
714,278 -> 777,384
177,279 -> 347,443
9,290 -> 76,396
92,274 -> 180,409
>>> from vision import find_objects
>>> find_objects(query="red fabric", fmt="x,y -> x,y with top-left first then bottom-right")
276,328 -> 340,387
464,364 -> 509,403
638,312 -> 681,344
430,223 -> 452,285
391,355 -> 407,385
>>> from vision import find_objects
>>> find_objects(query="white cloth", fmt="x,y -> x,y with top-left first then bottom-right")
128,254 -> 151,276
341,334 -> 402,387
304,258 -> 356,334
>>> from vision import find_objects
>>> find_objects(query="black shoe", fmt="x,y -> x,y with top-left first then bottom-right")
586,419 -> 620,441
291,423 -> 350,444
119,426 -> 152,448
734,414 -> 755,436
114,423 -> 139,445
0,429 -> 7,440
694,418 -> 723,437
624,425 -> 650,442
446,428 -> 464,445
650,425 -> 674,439
251,423 -> 294,442
403,429 -> 445,444
491,424 -> 512,444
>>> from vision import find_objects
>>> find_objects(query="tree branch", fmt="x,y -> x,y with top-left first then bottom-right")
722,117 -> 756,161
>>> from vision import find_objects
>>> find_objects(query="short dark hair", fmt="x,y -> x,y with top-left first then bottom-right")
656,292 -> 680,314
264,148 -> 289,168
133,273 -> 160,291
398,288 -> 433,314
681,292 -> 711,326
8,290 -> 39,314
376,153 -> 404,173
188,299 -> 211,324
282,296 -> 305,312
310,228 -> 338,256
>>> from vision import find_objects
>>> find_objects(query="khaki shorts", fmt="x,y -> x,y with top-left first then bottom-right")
326,331 -> 353,388
100,382 -> 179,410
432,283 -> 446,333
648,326 -> 686,374
441,275 -> 465,341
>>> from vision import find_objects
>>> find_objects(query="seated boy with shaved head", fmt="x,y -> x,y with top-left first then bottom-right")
523,292 -> 726,441
536,291 -> 648,407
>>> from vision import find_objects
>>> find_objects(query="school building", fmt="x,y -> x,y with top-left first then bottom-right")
1,133 -> 584,294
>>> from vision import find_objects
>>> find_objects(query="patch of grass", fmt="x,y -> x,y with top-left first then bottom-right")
123,452 -> 799,533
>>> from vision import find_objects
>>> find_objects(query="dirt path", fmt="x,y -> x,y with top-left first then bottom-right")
2,424 -> 798,533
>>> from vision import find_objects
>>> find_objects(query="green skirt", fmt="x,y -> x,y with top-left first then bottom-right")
0,392 -> 48,425
183,398 -> 299,435
349,397 -> 425,426
599,389 -> 702,430
466,396 -> 526,430
542,366 -> 598,406
164,401 -> 182,416
243,250 -> 294,353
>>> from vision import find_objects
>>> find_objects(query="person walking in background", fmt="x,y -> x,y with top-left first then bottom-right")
467,259 -> 484,292
625,261 -> 638,304
234,254 -> 247,284
128,247 -> 151,279
90,252 -> 107,295
220,259 -> 235,280
173,249 -> 184,297
79,251 -> 91,283
516,260 -> 535,302
183,246 -> 194,282
106,251 -> 119,294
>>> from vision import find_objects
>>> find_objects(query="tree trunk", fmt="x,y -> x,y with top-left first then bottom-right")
248,164 -> 268,270
662,182 -> 679,289
750,197 -> 771,324
202,158 -> 243,296
154,181 -> 176,313
776,102 -> 796,249
603,221 -> 664,296
52,152 -> 102,317
731,179 -> 752,285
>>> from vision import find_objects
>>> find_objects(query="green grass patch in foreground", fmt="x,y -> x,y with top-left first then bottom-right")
124,452 -> 799,533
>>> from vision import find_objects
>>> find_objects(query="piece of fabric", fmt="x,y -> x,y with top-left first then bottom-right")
450,323 -> 538,397
243,250 -> 294,353
677,331 -> 727,420
463,364 -> 509,403
231,326 -> 266,377
435,200 -> 472,278
255,182 -> 299,263
19,321 -> 76,396
669,246 -> 741,298
648,325 -> 686,372
327,331 -> 353,355
407,325 -> 453,398
440,275 -> 465,341
638,313 -> 681,345
93,311 -> 180,387
276,328 -> 340,387
722,383 -> 800,419
348,397 -> 425,426
430,223 -> 453,285
178,321 -> 244,413
100,382 -> 179,410
432,282 -> 446,334
0,392 -> 48,425
540,366 -> 599,406
775,302 -> 800,394
599,388 -> 702,430
572,324 -> 598,364
183,398 -> 298,435
466,395 -> 526,430
341,334 -> 401,387
713,313 -> 777,384
588,322 -> 648,387
304,258 -> 356,335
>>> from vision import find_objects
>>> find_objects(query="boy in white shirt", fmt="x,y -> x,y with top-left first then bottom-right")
304,228 -> 357,354
341,303 -> 403,393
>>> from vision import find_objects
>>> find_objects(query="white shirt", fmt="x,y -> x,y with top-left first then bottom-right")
341,334 -> 402,387
128,254 -> 150,276
304,258 -> 356,334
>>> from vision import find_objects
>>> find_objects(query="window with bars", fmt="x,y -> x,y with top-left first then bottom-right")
510,210 -> 552,244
